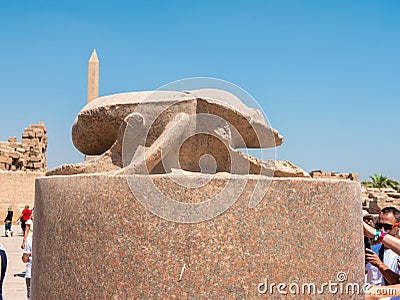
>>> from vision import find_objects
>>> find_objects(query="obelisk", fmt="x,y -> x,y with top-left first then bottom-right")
85,50 -> 99,161
87,49 -> 99,103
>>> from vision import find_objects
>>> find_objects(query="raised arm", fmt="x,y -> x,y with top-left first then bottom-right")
366,285 -> 400,300
365,248 -> 400,284
364,221 -> 400,256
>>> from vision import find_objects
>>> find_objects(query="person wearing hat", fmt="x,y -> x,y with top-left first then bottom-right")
3,206 -> 13,237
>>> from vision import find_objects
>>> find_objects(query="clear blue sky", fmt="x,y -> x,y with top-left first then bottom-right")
0,1 -> 399,181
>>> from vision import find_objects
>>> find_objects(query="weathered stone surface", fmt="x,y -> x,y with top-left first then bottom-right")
310,170 -> 358,181
9,151 -> 21,159
72,90 -> 283,156
363,187 -> 400,213
0,157 -> 12,164
87,49 -> 99,103
16,147 -> 25,154
387,192 -> 400,198
0,123 -> 48,172
49,89 -> 312,177
266,160 -> 310,178
0,170 -> 43,216
33,175 -> 364,299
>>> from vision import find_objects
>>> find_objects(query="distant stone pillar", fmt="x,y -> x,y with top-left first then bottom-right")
85,50 -> 99,161
87,49 -> 99,103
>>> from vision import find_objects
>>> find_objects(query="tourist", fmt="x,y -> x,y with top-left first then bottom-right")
21,213 -> 33,250
22,235 -> 32,300
364,217 -> 400,299
364,217 -> 400,256
3,206 -> 13,237
0,243 -> 7,300
17,205 -> 33,234
365,207 -> 400,290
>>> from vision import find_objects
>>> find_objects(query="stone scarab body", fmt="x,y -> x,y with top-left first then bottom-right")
48,89 -> 309,177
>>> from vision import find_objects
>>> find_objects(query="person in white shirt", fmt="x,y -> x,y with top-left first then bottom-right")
365,207 -> 400,300
22,235 -> 32,300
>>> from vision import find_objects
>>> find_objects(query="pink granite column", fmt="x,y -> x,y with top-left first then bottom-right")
32,175 -> 364,299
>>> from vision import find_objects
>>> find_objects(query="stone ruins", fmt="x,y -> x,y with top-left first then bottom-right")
0,122 -> 47,215
309,170 -> 400,214
310,169 -> 359,181
363,187 -> 400,214
0,122 -> 48,172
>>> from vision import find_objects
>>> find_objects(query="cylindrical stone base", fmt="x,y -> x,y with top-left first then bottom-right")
32,175 -> 364,299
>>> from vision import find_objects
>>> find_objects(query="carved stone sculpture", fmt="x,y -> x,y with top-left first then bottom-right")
48,89 -> 309,178
35,87 -> 363,299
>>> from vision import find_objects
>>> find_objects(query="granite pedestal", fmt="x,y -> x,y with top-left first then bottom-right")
32,175 -> 364,299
